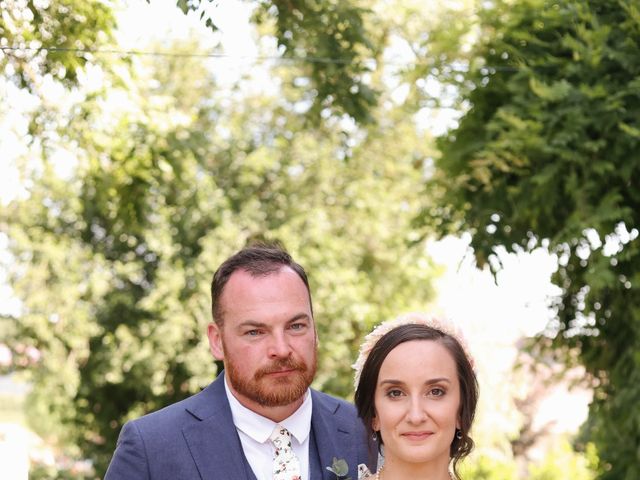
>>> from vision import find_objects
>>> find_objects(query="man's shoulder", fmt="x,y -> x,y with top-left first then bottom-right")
134,392 -> 195,423
310,389 -> 358,417
129,379 -> 224,433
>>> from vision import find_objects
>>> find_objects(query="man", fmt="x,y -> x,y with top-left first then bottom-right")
105,244 -> 371,479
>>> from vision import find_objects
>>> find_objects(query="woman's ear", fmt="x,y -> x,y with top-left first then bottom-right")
372,416 -> 379,432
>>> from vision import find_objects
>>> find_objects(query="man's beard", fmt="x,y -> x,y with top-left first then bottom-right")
226,352 -> 317,407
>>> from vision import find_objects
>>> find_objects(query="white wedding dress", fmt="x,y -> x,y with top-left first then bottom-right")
357,463 -> 375,479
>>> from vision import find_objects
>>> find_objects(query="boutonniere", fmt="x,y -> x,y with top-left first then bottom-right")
326,456 -> 352,479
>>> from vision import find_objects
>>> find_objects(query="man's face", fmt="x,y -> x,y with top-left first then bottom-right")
208,267 -> 317,414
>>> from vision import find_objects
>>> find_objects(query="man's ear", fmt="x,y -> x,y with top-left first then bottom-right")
207,322 -> 225,361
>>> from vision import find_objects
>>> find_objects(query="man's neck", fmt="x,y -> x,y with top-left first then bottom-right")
225,378 -> 306,423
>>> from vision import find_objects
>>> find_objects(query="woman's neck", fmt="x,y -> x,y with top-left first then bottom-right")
378,456 -> 453,480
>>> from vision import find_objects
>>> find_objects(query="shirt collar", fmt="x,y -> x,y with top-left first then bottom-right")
224,374 -> 313,444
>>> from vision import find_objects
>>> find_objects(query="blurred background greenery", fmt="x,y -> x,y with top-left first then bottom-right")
0,0 -> 638,478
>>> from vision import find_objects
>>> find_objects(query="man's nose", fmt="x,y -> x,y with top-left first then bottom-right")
268,332 -> 292,358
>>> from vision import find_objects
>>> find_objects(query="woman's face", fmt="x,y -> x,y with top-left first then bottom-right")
372,339 -> 461,468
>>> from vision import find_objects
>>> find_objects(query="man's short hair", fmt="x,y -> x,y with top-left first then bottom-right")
210,243 -> 312,325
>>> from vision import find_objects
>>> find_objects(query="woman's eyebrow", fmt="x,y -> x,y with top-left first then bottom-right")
378,377 -> 452,386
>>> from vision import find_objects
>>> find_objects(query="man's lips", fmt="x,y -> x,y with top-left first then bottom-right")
265,369 -> 297,376
256,359 -> 306,379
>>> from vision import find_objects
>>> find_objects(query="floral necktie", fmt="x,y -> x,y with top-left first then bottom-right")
270,425 -> 302,480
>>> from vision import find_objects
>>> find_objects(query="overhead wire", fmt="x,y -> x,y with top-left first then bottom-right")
0,45 -> 521,72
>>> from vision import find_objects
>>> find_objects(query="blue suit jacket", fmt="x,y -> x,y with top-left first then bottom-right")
105,373 -> 372,479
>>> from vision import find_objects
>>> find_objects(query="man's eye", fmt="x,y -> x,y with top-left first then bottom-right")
290,323 -> 306,331
245,330 -> 262,337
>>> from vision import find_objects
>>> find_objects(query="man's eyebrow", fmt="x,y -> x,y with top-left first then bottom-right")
287,313 -> 311,323
236,313 -> 311,330
236,320 -> 269,330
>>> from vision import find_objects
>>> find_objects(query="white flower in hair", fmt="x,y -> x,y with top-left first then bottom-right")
352,312 -> 475,388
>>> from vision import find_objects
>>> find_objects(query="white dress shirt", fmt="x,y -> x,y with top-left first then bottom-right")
224,375 -> 313,480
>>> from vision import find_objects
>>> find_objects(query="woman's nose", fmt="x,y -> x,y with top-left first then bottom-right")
406,398 -> 427,424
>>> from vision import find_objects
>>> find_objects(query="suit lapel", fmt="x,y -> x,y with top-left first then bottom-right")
310,391 -> 355,480
182,375 -> 254,480
181,381 -> 358,480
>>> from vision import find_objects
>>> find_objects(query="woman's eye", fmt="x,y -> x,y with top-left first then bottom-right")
386,389 -> 404,398
429,387 -> 445,397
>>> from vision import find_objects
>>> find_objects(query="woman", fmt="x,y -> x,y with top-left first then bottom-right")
353,313 -> 478,480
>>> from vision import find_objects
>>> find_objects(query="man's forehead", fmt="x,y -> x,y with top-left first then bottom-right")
225,266 -> 305,290
220,267 -> 310,308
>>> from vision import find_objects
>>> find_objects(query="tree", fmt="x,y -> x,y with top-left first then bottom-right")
422,1 -> 640,478
0,0 -> 116,92
1,0 -> 378,126
1,3 -> 440,475
252,0 -> 378,123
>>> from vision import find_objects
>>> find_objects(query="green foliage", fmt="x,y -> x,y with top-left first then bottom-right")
528,440 -> 596,480
460,454 -> 519,479
424,0 -> 640,478
3,0 -> 603,478
2,0 -> 379,125
168,0 -> 379,123
255,0 -> 378,123
0,0 -> 116,91
1,6 -> 438,475
29,462 -> 94,480
459,438 -> 597,480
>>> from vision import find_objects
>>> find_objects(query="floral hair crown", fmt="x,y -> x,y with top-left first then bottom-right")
352,312 -> 475,388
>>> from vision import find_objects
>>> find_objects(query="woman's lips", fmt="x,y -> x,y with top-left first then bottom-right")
401,431 -> 433,440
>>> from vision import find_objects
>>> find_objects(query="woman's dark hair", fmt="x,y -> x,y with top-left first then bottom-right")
354,323 -> 478,479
